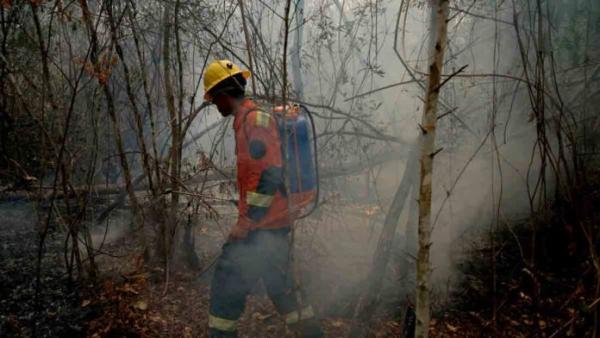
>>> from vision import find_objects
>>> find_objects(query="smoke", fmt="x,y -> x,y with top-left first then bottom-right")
90,209 -> 132,250
264,0 -> 556,309
102,0 -> 567,313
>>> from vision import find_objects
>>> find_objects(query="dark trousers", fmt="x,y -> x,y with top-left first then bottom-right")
209,227 -> 298,336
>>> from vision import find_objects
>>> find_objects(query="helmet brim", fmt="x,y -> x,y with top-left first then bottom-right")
204,69 -> 252,101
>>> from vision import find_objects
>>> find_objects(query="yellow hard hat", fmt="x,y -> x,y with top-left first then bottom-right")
203,60 -> 251,100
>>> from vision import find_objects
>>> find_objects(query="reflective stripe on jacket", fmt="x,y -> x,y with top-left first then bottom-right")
233,98 -> 290,229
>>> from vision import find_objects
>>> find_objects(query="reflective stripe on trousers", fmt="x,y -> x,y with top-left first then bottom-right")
284,305 -> 315,325
208,314 -> 237,332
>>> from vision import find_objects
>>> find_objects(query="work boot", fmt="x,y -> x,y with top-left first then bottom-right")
289,319 -> 324,338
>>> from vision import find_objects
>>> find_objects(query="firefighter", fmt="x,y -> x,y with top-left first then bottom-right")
203,60 -> 323,338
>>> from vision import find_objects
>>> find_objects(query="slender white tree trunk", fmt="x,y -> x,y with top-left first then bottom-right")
291,0 -> 305,99
238,0 -> 256,95
415,1 -> 450,337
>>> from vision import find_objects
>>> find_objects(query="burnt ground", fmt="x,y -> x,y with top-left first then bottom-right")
2,170 -> 599,337
83,206 -> 406,338
0,200 -> 93,337
0,200 -> 405,337
430,169 -> 600,337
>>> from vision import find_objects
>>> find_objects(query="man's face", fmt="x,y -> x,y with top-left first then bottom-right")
212,93 -> 237,117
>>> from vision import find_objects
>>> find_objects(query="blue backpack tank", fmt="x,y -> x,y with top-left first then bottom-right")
274,104 -> 319,217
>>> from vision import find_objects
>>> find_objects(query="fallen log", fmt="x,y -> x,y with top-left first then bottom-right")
1,148 -> 410,221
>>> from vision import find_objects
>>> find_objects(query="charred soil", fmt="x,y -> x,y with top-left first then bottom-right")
433,168 -> 600,337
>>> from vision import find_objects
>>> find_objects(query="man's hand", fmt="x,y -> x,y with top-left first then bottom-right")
228,224 -> 249,242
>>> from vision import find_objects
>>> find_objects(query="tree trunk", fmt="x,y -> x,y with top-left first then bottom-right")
79,0 -> 146,254
238,0 -> 257,96
291,0 -> 305,99
161,0 -> 181,264
415,1 -> 450,338
349,147 -> 418,337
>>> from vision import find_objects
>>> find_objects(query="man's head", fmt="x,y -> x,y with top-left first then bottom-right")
209,73 -> 247,117
203,60 -> 250,117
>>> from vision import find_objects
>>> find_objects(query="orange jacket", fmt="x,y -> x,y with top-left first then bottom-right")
233,98 -> 290,229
